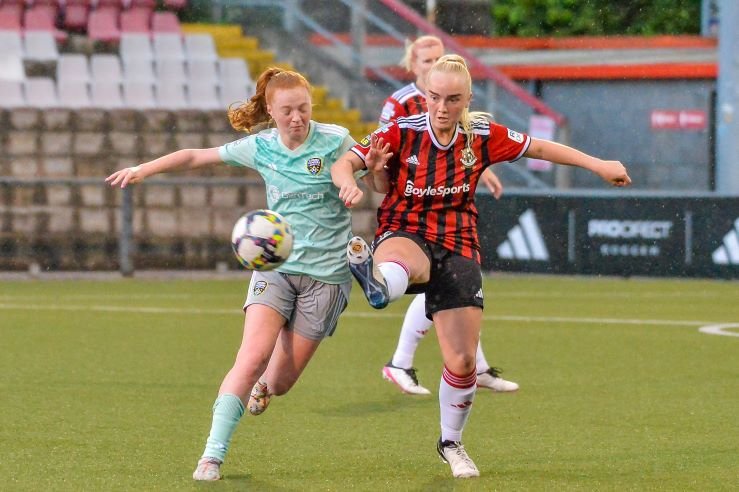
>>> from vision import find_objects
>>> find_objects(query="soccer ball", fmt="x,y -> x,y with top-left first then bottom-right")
231,209 -> 294,271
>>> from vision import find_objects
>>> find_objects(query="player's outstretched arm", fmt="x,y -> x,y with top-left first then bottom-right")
105,148 -> 222,188
332,152 -> 365,208
524,138 -> 631,187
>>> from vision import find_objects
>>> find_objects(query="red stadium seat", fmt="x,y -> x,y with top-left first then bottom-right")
87,9 -> 120,43
24,6 -> 67,42
163,0 -> 187,10
130,0 -> 156,8
120,8 -> 150,33
0,4 -> 23,31
63,4 -> 89,32
151,11 -> 180,34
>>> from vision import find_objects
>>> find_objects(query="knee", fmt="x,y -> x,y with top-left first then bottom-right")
444,352 -> 476,375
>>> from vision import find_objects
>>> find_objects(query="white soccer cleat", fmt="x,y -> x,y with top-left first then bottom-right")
476,367 -> 519,392
347,236 -> 390,309
437,439 -> 480,478
382,363 -> 431,395
247,380 -> 271,416
192,457 -> 222,481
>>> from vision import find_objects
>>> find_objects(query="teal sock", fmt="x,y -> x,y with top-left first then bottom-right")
202,393 -> 245,462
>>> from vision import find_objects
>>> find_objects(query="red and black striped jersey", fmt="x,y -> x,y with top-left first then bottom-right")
378,83 -> 427,125
352,113 -> 530,261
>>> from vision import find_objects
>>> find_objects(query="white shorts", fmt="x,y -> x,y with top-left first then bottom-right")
244,271 -> 351,341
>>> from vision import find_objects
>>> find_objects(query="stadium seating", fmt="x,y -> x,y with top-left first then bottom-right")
90,54 -> 123,83
87,9 -> 120,43
187,80 -> 220,111
56,53 -> 91,84
120,33 -> 153,62
0,3 -> 23,31
122,57 -> 155,83
58,79 -> 92,108
155,57 -> 186,84
153,33 -> 185,61
187,58 -> 219,86
0,79 -> 25,107
151,11 -> 180,34
0,30 -> 23,57
23,31 -> 59,63
0,54 -> 25,82
184,34 -> 217,62
121,80 -> 155,109
155,80 -> 187,110
23,77 -> 57,107
63,1 -> 91,32
120,8 -> 150,34
90,80 -> 124,108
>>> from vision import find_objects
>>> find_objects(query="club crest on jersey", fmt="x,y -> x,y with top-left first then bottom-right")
306,157 -> 323,175
461,147 -> 477,168
253,280 -> 267,296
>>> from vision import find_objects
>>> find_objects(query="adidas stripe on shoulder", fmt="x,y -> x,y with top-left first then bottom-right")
391,83 -> 423,104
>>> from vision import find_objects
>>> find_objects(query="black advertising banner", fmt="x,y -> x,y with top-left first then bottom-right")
573,198 -> 687,277
476,193 -> 739,279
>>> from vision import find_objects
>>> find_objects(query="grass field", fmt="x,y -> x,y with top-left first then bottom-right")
1,274 -> 737,491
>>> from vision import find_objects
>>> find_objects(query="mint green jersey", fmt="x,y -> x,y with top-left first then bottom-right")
219,121 -> 358,284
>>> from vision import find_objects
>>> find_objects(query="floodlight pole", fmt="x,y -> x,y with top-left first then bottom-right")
716,0 -> 739,193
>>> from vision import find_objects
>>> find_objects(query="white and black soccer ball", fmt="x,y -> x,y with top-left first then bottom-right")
231,209 -> 294,271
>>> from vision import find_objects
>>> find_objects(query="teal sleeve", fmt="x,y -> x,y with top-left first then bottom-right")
336,133 -> 368,179
218,136 -> 256,169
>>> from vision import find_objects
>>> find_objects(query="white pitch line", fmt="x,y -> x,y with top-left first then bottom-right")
0,302 -> 727,329
698,324 -> 739,338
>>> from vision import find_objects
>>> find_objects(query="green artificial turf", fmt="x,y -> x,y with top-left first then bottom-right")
0,275 -> 737,491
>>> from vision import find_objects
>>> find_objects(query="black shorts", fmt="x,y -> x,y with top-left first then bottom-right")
372,231 -> 484,319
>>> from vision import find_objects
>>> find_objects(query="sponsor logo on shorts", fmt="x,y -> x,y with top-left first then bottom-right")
253,280 -> 267,296
306,157 -> 323,175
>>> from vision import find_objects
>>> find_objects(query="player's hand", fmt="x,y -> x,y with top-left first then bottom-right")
365,133 -> 393,175
480,168 -> 503,199
338,181 -> 364,208
598,160 -> 632,187
105,166 -> 144,188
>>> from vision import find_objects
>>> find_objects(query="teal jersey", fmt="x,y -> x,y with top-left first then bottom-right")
219,121 -> 358,284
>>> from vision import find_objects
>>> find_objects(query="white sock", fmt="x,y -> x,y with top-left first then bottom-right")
439,366 -> 476,443
475,341 -> 490,374
391,294 -> 432,368
378,261 -> 409,302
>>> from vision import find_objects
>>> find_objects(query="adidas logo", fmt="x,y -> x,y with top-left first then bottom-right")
497,209 -> 550,261
712,218 -> 739,265
406,155 -> 420,166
